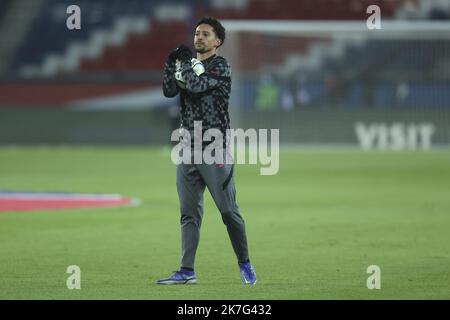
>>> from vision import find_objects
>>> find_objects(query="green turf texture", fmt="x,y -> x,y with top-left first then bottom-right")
0,146 -> 449,299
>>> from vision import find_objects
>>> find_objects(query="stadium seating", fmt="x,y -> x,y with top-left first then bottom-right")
197,0 -> 399,20
12,0 -> 401,75
7,0 -> 450,109
13,0 -> 161,72
79,20 -> 190,72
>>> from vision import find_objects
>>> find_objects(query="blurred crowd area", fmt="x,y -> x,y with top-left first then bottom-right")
0,0 -> 449,110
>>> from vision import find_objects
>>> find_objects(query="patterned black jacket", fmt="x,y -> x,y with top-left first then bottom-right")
162,54 -> 232,140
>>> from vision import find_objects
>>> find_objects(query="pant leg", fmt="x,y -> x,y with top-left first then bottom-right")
196,163 -> 250,264
177,163 -> 206,270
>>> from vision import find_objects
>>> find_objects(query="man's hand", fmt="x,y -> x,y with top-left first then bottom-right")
167,45 -> 192,65
167,47 -> 179,65
177,45 -> 193,63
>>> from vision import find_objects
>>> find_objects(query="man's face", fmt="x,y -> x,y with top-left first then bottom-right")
194,24 -> 221,54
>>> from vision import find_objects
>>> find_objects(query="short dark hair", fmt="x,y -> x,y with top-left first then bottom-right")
195,16 -> 226,47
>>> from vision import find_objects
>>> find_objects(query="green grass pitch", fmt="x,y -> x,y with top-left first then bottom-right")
0,146 -> 449,299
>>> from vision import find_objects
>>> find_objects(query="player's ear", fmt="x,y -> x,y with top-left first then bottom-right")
215,38 -> 221,47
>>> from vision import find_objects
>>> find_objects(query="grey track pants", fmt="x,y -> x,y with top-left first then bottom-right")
176,162 -> 249,269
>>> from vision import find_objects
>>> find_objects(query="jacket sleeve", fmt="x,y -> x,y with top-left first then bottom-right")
162,61 -> 179,98
180,58 -> 231,94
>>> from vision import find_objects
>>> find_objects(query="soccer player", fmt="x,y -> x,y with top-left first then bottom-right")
157,17 -> 257,285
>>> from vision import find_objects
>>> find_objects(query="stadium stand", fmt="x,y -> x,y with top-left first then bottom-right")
12,0 -> 401,76
2,0 -> 450,109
